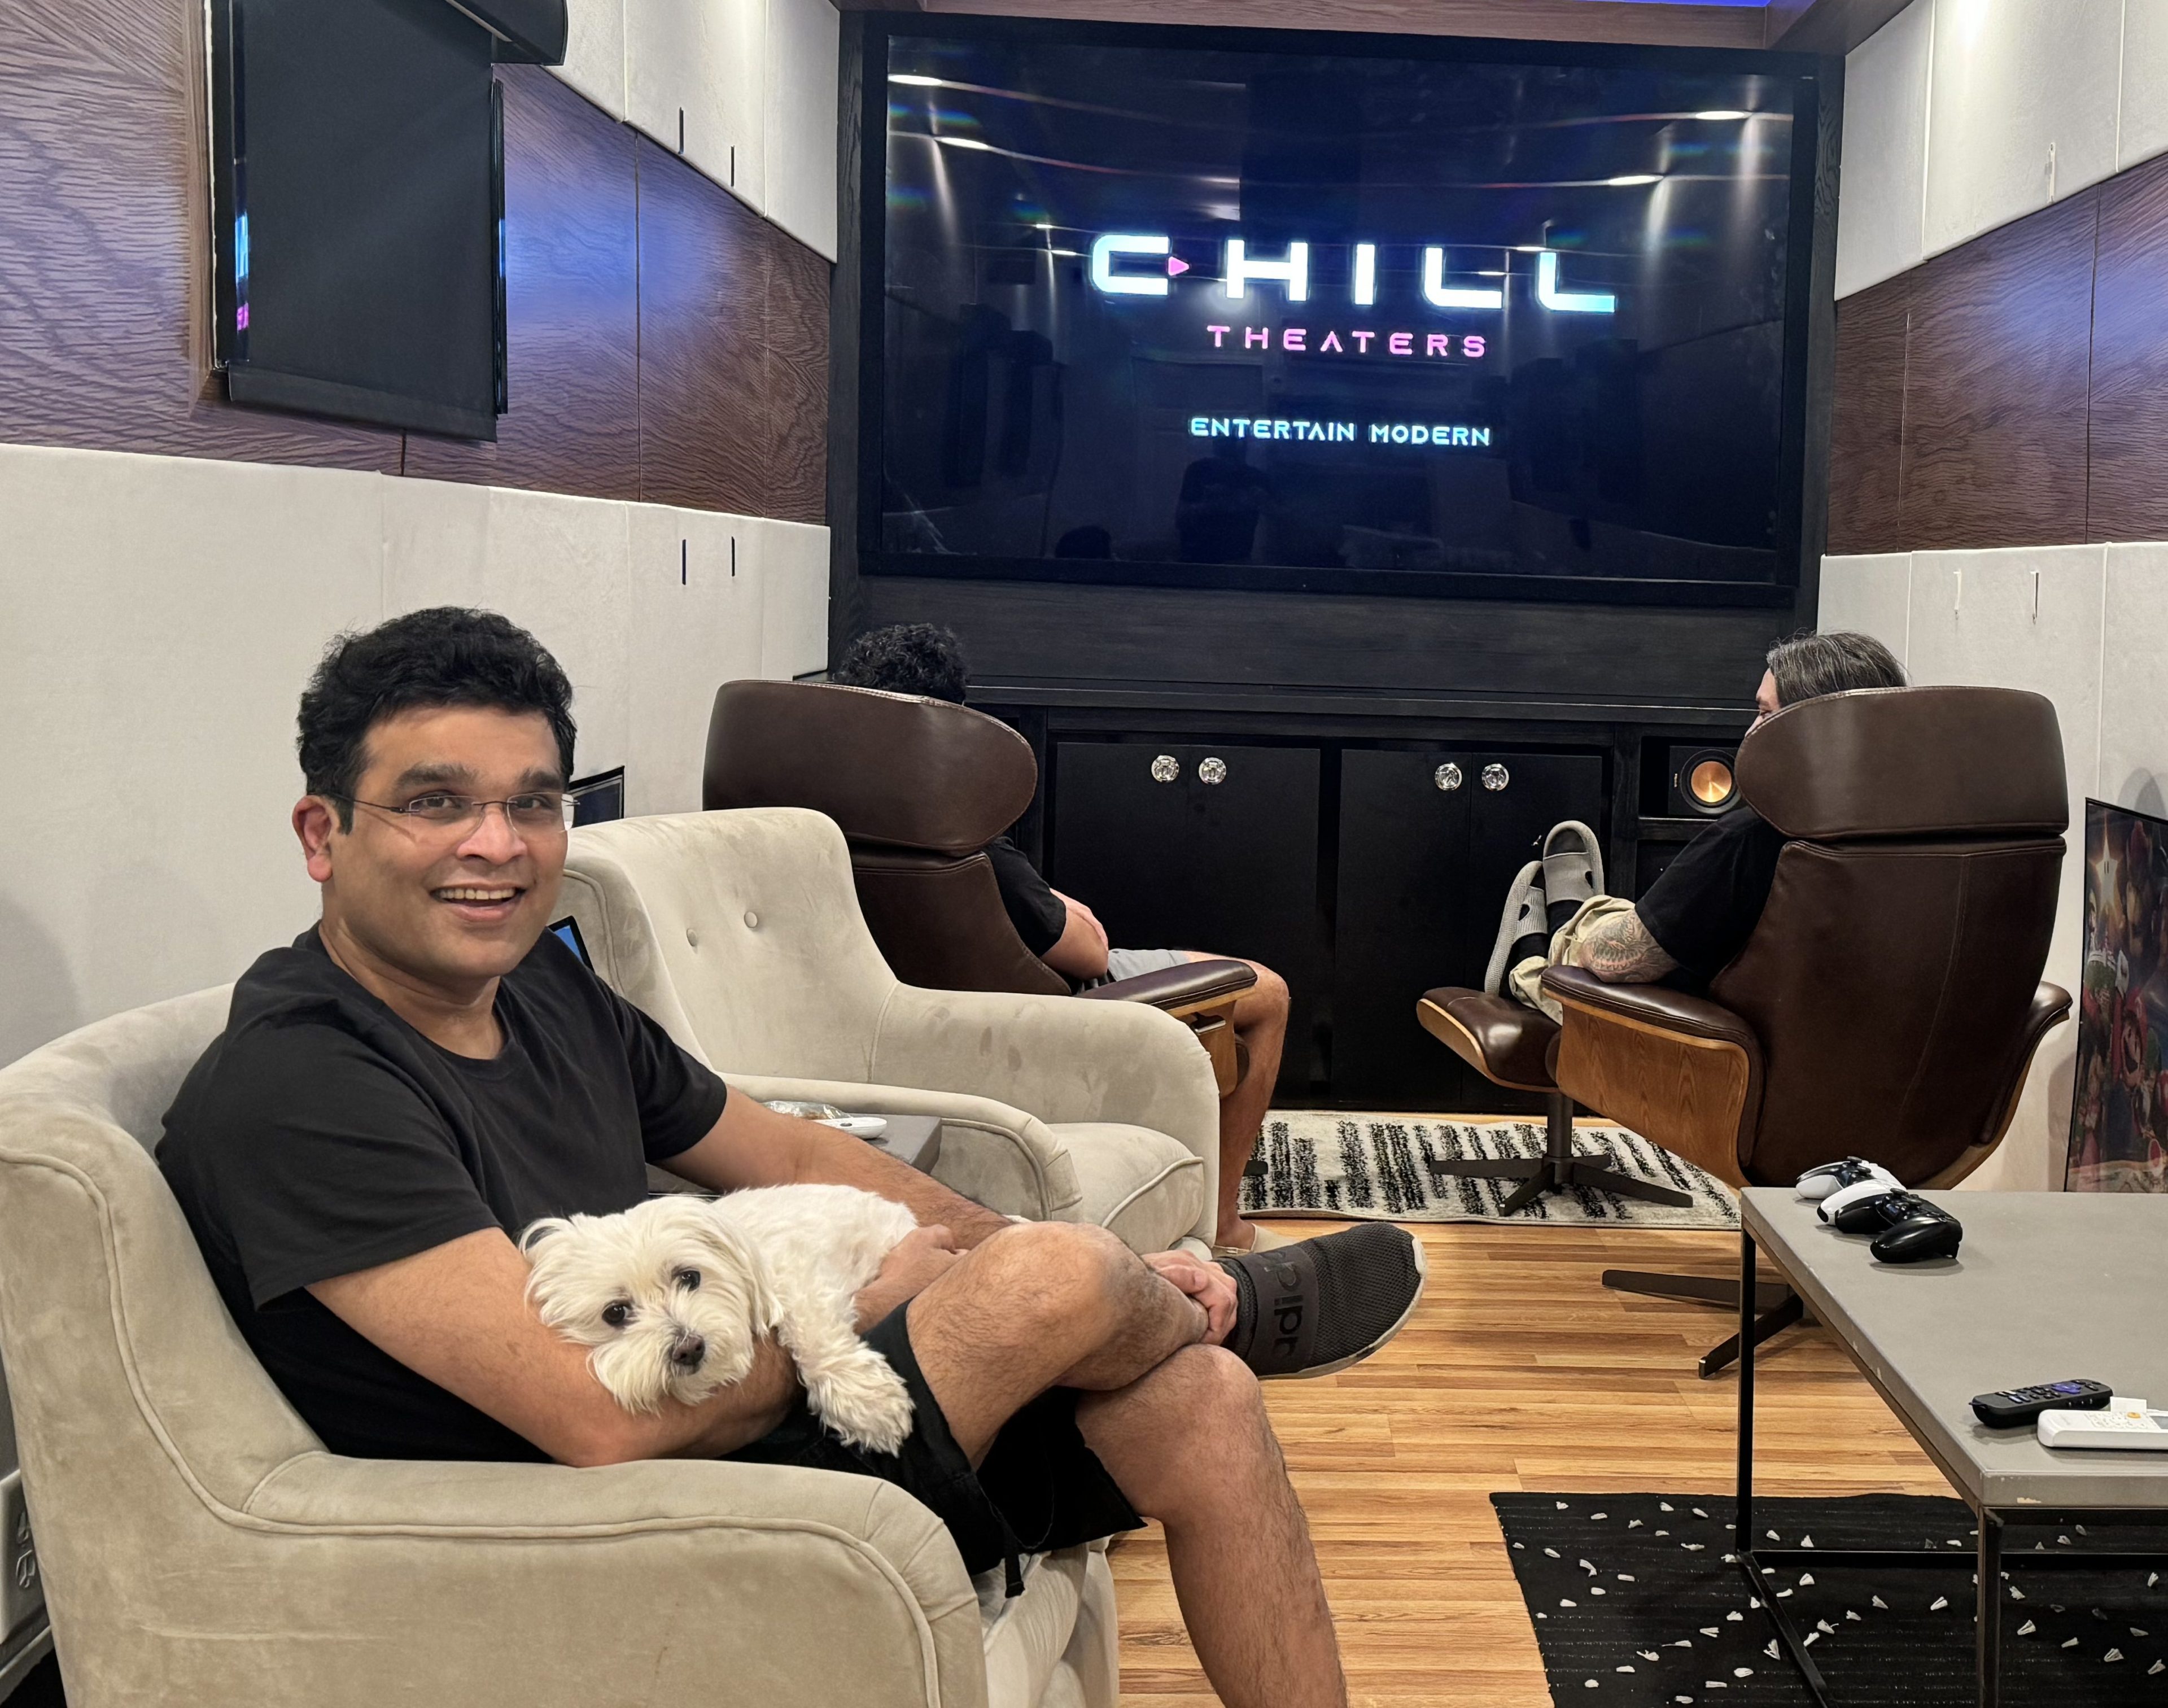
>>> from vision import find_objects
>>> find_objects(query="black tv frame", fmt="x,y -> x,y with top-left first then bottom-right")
837,14 -> 1841,613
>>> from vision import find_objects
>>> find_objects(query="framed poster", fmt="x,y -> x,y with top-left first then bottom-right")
2067,798 -> 2168,1191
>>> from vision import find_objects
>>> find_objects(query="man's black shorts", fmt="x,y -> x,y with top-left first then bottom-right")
725,1301 -> 1143,1593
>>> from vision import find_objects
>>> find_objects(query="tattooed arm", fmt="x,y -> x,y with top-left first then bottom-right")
1565,907 -> 1679,984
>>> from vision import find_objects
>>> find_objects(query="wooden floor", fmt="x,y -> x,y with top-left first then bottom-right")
1111,1219 -> 1950,1706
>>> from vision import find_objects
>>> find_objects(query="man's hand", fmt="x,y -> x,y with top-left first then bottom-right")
1144,1248 -> 1237,1346
853,1224 -> 961,1331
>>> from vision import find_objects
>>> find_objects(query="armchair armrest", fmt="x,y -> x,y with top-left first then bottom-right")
1073,959 -> 1256,1014
868,986 -> 1220,1246
721,1072 -> 1083,1224
224,1451 -> 985,1708
1539,966 -> 1764,1188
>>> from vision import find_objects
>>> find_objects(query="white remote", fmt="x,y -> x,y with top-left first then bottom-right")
821,1114 -> 889,1139
2039,1399 -> 2168,1451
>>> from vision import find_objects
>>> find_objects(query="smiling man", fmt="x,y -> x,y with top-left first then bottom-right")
158,608 -> 1424,1708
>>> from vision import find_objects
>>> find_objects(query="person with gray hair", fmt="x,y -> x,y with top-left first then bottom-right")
1485,630 -> 1907,1010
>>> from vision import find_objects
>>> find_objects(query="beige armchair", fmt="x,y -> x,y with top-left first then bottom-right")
559,807 -> 1218,1255
0,989 -> 1120,1707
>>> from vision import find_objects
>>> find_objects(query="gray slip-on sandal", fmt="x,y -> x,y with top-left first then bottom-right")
1483,859 -> 1546,995
1540,820 -> 1605,934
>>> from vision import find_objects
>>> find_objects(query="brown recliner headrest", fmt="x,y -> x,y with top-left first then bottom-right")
703,679 -> 1037,855
1738,686 -> 2067,841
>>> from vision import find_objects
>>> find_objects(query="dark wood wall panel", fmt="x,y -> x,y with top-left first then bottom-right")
404,66 -> 641,501
0,3 -> 831,526
635,139 -> 780,515
1824,272 -> 1909,556
1825,148 -> 2168,553
0,3 -> 401,469
1896,189 -> 2096,551
2086,151 -> 2168,543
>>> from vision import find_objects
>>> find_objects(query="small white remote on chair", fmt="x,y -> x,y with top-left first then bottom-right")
2039,1400 -> 2168,1451
821,1114 -> 889,1139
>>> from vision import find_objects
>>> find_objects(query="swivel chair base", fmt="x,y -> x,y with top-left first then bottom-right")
1428,1090 -> 1695,1217
1600,1269 -> 1806,1378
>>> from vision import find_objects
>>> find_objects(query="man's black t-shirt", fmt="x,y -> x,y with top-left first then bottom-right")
985,834 -> 1068,959
1633,807 -> 1787,983
158,928 -> 728,1462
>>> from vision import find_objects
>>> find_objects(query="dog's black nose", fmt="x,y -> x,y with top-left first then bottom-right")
670,1332 -> 706,1369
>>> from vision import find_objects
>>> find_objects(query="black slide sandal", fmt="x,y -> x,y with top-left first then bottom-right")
1216,1224 -> 1427,1380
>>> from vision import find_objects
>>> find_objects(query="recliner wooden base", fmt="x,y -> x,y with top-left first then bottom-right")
1428,1090 -> 1695,1216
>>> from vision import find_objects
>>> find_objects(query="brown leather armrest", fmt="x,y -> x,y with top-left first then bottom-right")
1538,966 -> 1762,1054
1921,981 -> 2073,1188
1074,958 -> 1257,1013
1539,966 -> 1764,1188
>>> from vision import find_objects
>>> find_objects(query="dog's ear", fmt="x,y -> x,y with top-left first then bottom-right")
518,1216 -> 573,1256
693,1215 -> 779,1325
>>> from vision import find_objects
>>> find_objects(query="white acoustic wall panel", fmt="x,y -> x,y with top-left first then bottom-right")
2097,543 -> 2168,816
2119,0 -> 2168,171
1816,553 -> 1913,660
0,446 -> 383,1064
552,0 -> 628,121
627,0 -> 724,177
381,481 -> 636,779
716,0 -> 769,212
762,0 -> 840,259
626,506 -> 765,817
1921,0 -> 2122,260
1835,0 -> 1933,299
757,518 -> 829,679
1903,543 -> 2105,1189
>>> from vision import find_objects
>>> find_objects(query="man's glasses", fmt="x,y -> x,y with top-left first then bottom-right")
335,792 -> 576,835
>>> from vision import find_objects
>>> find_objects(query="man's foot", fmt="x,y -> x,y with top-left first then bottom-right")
1215,1224 -> 1426,1379
1210,1221 -> 1295,1259
1484,860 -> 1549,995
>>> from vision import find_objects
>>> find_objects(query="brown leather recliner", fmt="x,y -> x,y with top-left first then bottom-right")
703,679 -> 1258,1093
1418,685 -> 2073,1373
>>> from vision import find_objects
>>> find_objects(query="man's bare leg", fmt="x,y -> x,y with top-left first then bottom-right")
1079,1348 -> 1345,1708
1185,953 -> 1290,1250
904,1220 -> 1347,1708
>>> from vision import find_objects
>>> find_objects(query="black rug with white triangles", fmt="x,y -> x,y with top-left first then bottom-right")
1494,1492 -> 2168,1705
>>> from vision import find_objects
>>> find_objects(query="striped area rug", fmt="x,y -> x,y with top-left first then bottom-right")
1241,1112 -> 1739,1229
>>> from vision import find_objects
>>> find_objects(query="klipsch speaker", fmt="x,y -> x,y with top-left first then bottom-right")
1666,745 -> 1739,818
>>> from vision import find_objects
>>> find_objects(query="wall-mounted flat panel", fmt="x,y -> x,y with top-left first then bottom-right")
757,517 -> 831,679
553,0 -> 627,120
1902,543 -> 2104,989
1816,552 -> 1912,661
1921,0 -> 2120,258
2084,154 -> 2168,543
381,479 -> 636,775
1898,191 -> 2096,550
763,0 -> 840,260
1825,273 -> 1910,554
1835,0 -> 1932,299
2118,0 -> 2168,172
0,446 -> 383,1063
627,505 -> 765,816
2096,543 -> 2168,819
403,67 -> 641,501
635,139 -> 773,514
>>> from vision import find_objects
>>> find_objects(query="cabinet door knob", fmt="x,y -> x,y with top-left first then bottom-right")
1481,763 -> 1510,792
1199,757 -> 1229,785
1150,754 -> 1180,783
1434,763 -> 1463,792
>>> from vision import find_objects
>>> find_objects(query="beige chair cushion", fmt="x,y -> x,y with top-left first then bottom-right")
1054,1124 -> 1207,1255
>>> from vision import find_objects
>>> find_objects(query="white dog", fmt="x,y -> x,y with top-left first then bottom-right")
520,1185 -> 921,1453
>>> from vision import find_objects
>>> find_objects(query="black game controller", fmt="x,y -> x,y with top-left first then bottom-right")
1829,1189 -> 1964,1263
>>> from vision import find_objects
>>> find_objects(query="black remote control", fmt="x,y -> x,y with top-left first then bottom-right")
1969,1380 -> 2114,1428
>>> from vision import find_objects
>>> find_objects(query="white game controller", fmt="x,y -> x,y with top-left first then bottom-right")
1796,1156 -> 1902,1202
1817,1174 -> 1907,1224
820,1114 -> 890,1139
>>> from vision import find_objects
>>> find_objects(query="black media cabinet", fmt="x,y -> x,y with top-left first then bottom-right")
974,684 -> 1750,1115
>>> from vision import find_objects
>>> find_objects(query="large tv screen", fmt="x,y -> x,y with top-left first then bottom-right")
856,20 -> 1832,604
